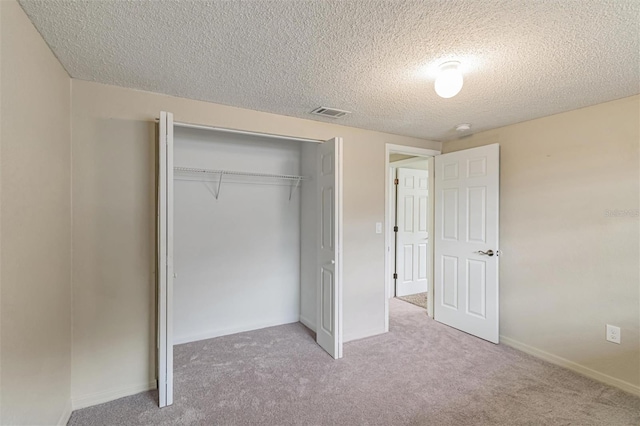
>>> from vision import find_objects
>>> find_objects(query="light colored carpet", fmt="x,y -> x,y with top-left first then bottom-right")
68,299 -> 640,425
396,292 -> 427,309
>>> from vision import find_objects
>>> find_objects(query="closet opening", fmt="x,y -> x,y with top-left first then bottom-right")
157,112 -> 343,407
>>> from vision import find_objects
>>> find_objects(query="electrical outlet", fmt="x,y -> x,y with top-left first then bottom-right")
606,324 -> 621,344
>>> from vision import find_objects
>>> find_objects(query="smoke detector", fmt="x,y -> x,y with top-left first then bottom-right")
310,107 -> 351,119
455,123 -> 472,132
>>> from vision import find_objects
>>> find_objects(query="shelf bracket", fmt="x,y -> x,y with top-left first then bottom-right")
289,177 -> 302,201
215,171 -> 224,199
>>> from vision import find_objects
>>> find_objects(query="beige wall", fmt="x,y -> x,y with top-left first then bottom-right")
70,80 -> 440,404
0,1 -> 72,424
443,95 -> 640,393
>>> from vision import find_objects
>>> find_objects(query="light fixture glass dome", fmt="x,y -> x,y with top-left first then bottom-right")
435,61 -> 463,98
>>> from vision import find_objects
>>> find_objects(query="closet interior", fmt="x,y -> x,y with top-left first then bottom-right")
172,125 -> 319,345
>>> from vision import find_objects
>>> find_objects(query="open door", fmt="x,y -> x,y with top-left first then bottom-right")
434,144 -> 499,343
316,137 -> 343,359
395,168 -> 429,297
157,111 -> 174,407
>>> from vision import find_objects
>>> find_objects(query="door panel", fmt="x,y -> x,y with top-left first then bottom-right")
404,197 -> 414,232
442,188 -> 458,240
467,187 -> 486,242
316,138 -> 343,359
442,255 -> 458,308
418,196 -> 428,231
320,268 -> 334,333
396,168 -> 429,297
434,144 -> 499,343
417,244 -> 428,279
467,259 -> 486,318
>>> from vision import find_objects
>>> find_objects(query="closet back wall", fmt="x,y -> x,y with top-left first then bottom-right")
173,128 -> 302,344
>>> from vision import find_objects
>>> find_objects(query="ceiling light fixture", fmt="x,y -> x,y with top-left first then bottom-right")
434,61 -> 463,98
455,123 -> 471,132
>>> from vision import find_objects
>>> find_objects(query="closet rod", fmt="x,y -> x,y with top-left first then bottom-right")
173,167 -> 308,200
171,120 -> 323,144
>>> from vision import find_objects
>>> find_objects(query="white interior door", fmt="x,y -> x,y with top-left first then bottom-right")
434,144 -> 499,343
316,137 -> 343,359
395,168 -> 429,297
157,111 -> 174,407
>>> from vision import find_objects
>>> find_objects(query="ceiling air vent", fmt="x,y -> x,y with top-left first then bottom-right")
310,106 -> 351,119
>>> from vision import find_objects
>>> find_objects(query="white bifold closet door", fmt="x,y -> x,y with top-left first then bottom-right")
157,112 -> 343,408
316,137 -> 343,359
158,111 -> 174,407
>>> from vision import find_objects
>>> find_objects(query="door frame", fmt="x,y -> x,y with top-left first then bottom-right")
384,144 -> 440,332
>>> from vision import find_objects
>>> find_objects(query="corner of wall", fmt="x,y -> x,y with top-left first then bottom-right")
68,72 -> 74,421
56,399 -> 72,426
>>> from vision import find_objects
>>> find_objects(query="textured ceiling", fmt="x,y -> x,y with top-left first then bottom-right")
19,0 -> 640,141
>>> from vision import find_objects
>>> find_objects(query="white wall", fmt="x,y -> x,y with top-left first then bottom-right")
70,80 -> 441,405
443,95 -> 640,395
0,1 -> 72,424
173,128 -> 303,344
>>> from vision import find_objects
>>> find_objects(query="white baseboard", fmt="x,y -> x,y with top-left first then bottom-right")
72,381 -> 157,410
500,335 -> 640,397
173,315 -> 300,345
299,315 -> 316,332
57,399 -> 72,426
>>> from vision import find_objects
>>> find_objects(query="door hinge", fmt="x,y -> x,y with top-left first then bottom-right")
393,226 -> 398,232
393,273 -> 398,280
394,178 -> 399,185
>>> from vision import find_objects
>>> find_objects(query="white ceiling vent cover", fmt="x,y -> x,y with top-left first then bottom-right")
310,107 -> 351,119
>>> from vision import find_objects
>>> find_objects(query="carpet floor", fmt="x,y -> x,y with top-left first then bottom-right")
68,299 -> 640,425
396,292 -> 427,309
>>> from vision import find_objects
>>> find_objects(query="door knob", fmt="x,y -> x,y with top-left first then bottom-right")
476,249 -> 494,256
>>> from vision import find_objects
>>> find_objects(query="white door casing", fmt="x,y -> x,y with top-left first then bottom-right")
316,137 -> 343,359
395,168 -> 429,297
157,111 -> 174,407
434,144 -> 500,343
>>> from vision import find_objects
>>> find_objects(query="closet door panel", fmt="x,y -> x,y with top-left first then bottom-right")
316,137 -> 343,359
157,111 -> 174,408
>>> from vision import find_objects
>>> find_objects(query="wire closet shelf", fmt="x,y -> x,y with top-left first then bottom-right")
173,166 -> 309,200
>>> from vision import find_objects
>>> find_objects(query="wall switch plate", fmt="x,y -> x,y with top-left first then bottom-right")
375,222 -> 382,234
606,324 -> 621,344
